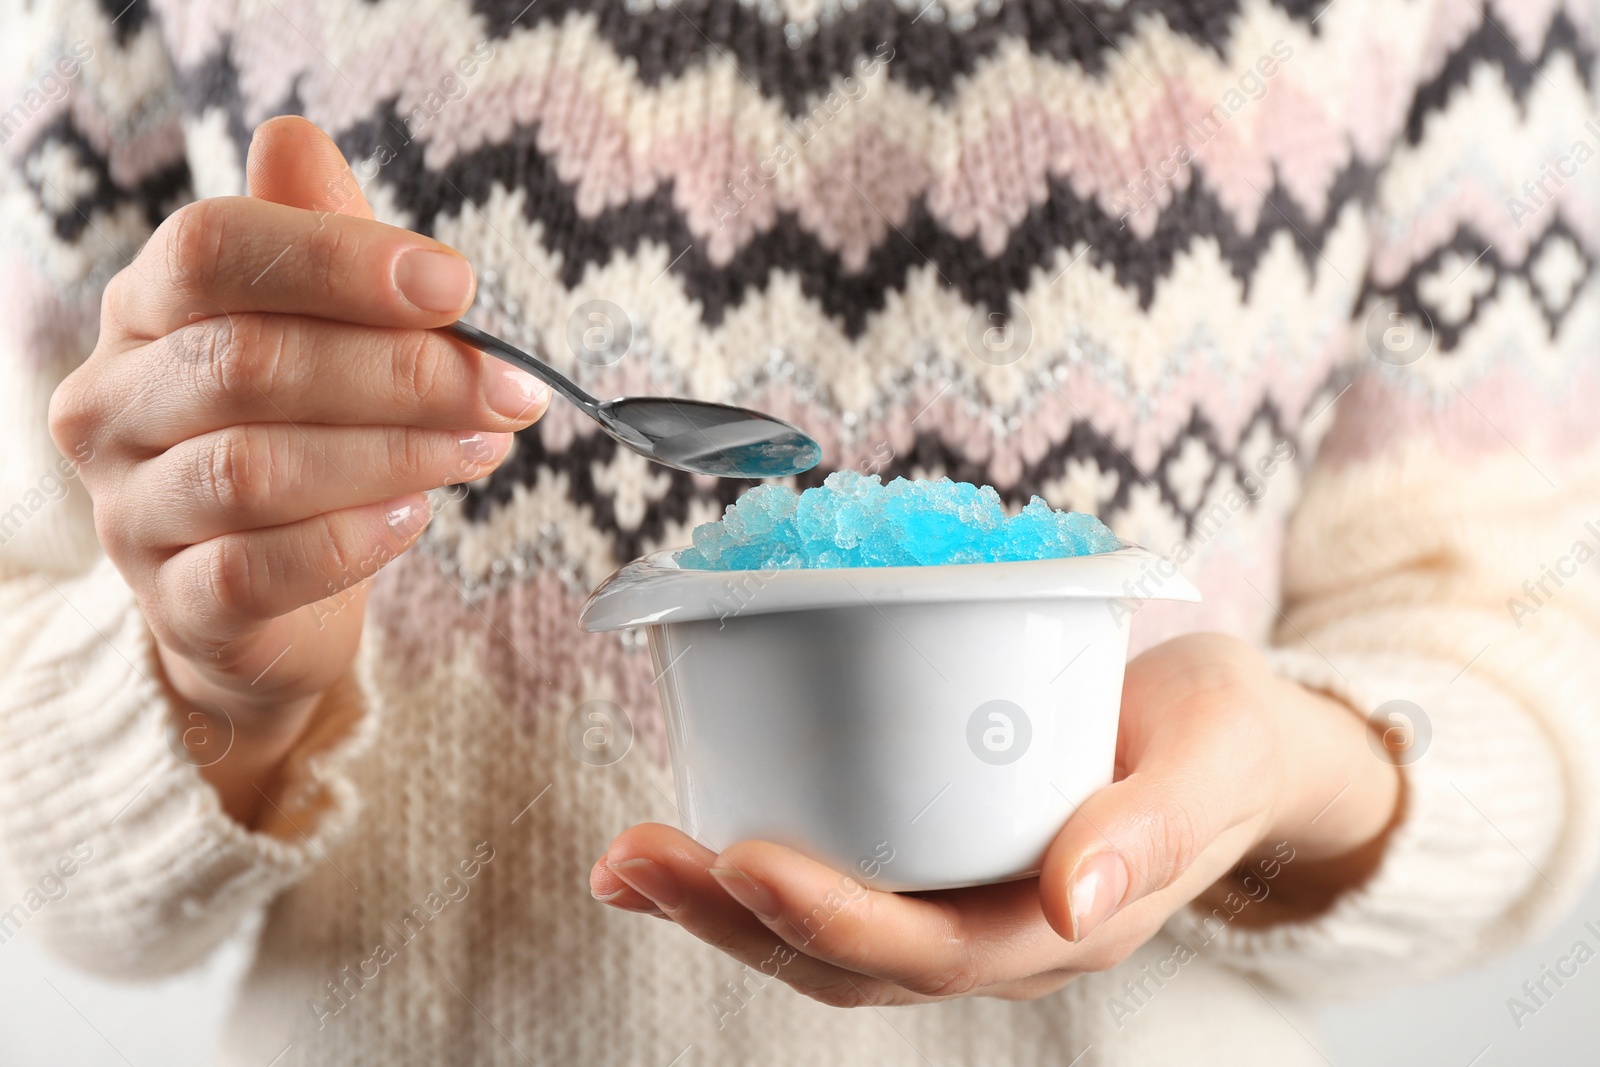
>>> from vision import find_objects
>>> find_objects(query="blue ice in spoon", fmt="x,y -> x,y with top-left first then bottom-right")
675,470 -> 1120,570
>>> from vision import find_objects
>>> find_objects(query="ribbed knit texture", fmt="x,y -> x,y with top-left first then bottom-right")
2,0 -> 1598,1064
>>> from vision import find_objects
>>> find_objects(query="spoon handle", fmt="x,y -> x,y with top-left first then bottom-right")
444,320 -> 599,413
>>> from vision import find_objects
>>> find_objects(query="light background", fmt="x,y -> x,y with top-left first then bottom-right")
1,872 -> 1595,1065
8,6 -> 1600,1053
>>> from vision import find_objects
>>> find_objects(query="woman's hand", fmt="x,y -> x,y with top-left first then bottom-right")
47,117 -> 548,823
589,632 -> 1400,1006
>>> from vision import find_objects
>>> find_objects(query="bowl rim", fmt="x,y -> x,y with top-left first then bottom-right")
579,544 -> 1201,632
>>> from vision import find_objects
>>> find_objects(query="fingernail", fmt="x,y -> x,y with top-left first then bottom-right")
394,249 -> 474,313
608,858 -> 683,911
708,866 -> 782,921
458,431 -> 510,469
483,363 -> 548,421
383,495 -> 428,534
592,887 -> 665,914
1067,851 -> 1130,943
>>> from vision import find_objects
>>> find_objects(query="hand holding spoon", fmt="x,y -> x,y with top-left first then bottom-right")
446,321 -> 822,480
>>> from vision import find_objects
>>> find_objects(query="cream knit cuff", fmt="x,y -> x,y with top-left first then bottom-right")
1167,644 -> 1567,1000
0,556 -> 367,978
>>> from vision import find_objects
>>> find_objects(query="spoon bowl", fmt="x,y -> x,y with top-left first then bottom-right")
597,396 -> 823,477
445,321 -> 822,480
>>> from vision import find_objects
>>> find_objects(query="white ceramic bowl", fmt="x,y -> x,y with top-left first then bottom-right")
580,546 -> 1199,891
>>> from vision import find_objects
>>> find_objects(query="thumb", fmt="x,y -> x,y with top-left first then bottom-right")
246,115 -> 375,219
1037,706 -> 1274,946
1038,769 -> 1221,944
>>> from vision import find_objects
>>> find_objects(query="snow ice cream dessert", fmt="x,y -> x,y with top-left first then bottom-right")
675,470 -> 1120,571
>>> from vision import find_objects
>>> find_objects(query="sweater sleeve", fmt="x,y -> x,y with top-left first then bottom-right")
0,0 -> 370,978
1187,2 -> 1600,997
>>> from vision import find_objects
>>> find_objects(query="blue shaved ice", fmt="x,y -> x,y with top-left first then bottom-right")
674,470 -> 1120,571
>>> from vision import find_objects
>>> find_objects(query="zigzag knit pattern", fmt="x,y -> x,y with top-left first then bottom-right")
3,0 -> 1600,1064
35,0 -> 1558,605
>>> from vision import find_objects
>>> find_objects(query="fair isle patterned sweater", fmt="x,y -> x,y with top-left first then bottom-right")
3,0 -> 1600,1064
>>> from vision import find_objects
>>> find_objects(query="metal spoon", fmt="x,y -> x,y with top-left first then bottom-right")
445,320 -> 823,479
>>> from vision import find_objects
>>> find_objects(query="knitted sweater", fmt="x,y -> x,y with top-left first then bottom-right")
2,0 -> 1598,1064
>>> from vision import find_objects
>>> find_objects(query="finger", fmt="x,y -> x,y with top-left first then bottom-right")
587,871 -> 663,916
1039,677 -> 1274,945
108,195 -> 476,341
711,839 -> 1070,997
128,424 -> 512,547
596,824 -> 913,1008
247,116 -> 375,219
151,492 -> 432,655
83,315 -> 547,452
